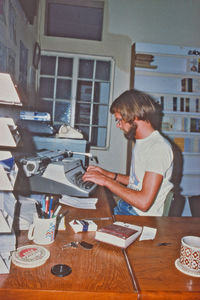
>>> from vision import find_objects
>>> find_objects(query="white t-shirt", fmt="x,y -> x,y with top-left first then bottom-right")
128,130 -> 173,216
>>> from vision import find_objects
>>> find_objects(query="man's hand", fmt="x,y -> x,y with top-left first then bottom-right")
82,168 -> 107,186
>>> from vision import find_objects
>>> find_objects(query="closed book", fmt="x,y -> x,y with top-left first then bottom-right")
95,222 -> 142,248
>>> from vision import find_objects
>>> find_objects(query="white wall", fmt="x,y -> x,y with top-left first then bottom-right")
108,0 -> 200,48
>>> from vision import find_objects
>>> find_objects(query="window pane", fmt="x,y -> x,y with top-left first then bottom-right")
39,78 -> 54,98
79,60 -> 94,79
95,61 -> 111,80
94,82 -> 110,104
75,103 -> 91,124
56,79 -> 72,99
40,56 -> 56,75
54,101 -> 71,123
76,81 -> 92,102
76,125 -> 89,141
58,57 -> 73,77
38,100 -> 53,115
91,127 -> 106,147
46,3 -> 103,41
93,104 -> 108,126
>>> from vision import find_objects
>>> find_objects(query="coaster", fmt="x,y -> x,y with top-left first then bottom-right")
175,258 -> 200,278
12,245 -> 50,268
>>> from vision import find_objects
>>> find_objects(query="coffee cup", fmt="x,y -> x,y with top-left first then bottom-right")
178,236 -> 200,274
28,213 -> 57,245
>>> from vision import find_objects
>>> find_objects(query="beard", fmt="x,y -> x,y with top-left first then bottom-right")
124,122 -> 137,141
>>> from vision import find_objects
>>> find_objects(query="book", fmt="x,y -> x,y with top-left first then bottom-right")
181,78 -> 193,92
95,221 -> 142,248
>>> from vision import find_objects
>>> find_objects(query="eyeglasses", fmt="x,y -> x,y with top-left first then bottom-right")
115,118 -> 123,126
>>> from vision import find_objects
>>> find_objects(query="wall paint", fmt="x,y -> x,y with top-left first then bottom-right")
109,0 -> 200,48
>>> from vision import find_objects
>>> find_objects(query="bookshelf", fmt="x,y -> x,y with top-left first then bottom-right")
133,42 -> 200,198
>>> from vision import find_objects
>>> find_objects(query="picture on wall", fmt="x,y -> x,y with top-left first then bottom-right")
19,40 -> 28,93
9,0 -> 16,44
7,48 -> 16,78
0,0 -> 6,24
0,40 -> 7,72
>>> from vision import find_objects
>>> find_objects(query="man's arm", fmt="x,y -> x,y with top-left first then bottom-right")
83,170 -> 163,212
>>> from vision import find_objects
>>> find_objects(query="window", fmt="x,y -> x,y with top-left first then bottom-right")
38,52 -> 114,148
45,0 -> 104,41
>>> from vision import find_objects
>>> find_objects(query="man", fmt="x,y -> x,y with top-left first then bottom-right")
82,89 -> 174,216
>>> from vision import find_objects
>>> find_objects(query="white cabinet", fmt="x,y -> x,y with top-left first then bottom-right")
134,43 -> 200,197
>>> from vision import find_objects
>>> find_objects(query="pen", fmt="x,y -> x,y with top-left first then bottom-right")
86,217 -> 112,221
57,209 -> 69,221
42,197 -> 46,213
48,196 -> 53,218
52,205 -> 62,217
45,196 -> 49,214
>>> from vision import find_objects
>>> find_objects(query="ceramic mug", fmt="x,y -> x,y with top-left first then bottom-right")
28,213 -> 57,245
179,236 -> 200,273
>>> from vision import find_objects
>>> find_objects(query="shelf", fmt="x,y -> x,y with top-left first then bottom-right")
163,111 -> 200,117
163,131 -> 200,136
135,68 -> 200,79
134,42 -> 200,196
148,91 -> 200,98
135,42 -> 199,56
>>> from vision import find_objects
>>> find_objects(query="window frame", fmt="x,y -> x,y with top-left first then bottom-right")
38,50 -> 115,150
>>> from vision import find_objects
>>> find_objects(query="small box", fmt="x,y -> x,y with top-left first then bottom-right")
69,219 -> 97,233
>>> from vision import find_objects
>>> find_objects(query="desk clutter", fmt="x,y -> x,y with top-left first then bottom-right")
0,118 -> 19,274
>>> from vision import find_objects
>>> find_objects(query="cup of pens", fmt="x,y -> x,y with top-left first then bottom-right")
28,198 -> 61,245
28,212 -> 57,245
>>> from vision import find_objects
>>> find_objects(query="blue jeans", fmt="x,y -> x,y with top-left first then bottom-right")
114,199 -> 139,215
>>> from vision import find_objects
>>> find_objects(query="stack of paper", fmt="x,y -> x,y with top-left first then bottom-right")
0,117 -> 20,147
13,195 -> 37,230
59,195 -> 98,209
0,192 -> 16,274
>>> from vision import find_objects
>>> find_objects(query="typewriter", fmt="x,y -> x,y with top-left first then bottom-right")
20,149 -> 97,197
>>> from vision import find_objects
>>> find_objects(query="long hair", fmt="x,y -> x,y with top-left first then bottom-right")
110,89 -> 163,130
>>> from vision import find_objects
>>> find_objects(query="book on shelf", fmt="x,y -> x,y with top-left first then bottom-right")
95,221 -> 142,248
135,53 -> 154,61
181,78 -> 193,92
135,62 -> 157,69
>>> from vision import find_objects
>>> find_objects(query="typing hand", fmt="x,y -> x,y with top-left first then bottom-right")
82,169 -> 106,186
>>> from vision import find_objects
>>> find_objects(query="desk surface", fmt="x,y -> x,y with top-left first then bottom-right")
0,187 -> 200,300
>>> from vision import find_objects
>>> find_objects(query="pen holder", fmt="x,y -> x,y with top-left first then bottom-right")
28,213 -> 57,245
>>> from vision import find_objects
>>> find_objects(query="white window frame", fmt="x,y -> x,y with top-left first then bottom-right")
38,51 -> 115,150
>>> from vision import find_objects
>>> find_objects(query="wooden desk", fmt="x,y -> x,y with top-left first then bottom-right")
0,187 -> 200,300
